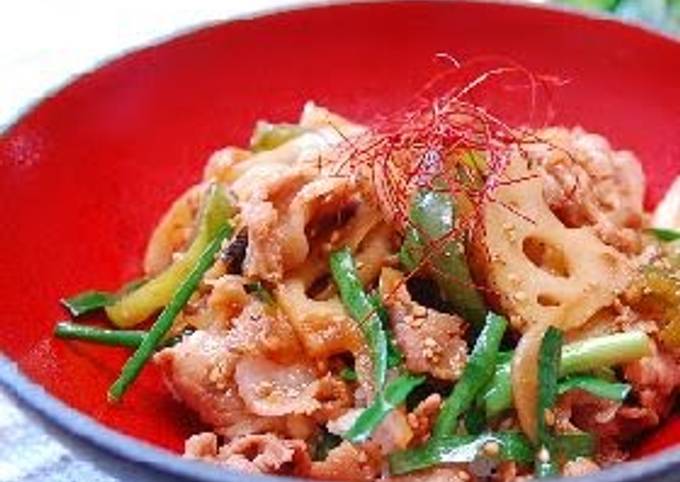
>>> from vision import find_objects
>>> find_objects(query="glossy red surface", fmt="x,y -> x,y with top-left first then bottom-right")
1,1 -> 679,455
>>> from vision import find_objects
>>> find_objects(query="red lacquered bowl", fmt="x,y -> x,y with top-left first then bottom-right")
1,2 -> 679,481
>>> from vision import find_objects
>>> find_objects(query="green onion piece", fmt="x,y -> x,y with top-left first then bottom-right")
433,312 -> 507,438
54,322 -> 193,350
108,224 -> 232,402
482,354 -> 513,419
389,431 -> 595,476
535,327 -> 563,478
399,226 -> 423,272
345,374 -> 425,443
647,228 -> 680,242
558,376 -> 631,401
61,279 -> 146,317
54,322 -> 145,348
389,432 -> 534,475
369,291 -> 403,369
464,400 -> 487,435
402,189 -> 487,329
482,331 -> 651,418
330,248 -> 388,389
61,291 -> 118,317
591,366 -> 617,382
556,0 -> 620,11
250,121 -> 306,152
560,331 -> 652,376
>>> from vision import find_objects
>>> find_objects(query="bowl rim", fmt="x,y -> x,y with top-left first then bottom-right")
2,1 -> 680,481
1,0 -> 679,134
3,353 -> 680,482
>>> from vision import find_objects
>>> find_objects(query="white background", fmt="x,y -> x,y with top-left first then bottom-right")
0,0 -> 326,129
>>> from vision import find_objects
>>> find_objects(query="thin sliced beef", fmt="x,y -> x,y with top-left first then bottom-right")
562,458 -> 600,477
308,441 -> 382,481
624,343 -> 680,418
235,356 -> 352,420
155,302 -> 301,434
407,394 -> 442,444
380,268 -> 468,381
185,432 -> 220,461
217,434 -> 310,475
185,432 -> 310,476
372,409 -> 413,455
529,127 -> 645,255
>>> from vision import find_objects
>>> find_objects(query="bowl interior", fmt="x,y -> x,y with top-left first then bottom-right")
1,0 -> 679,455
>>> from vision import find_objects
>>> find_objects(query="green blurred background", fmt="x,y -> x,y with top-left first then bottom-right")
555,0 -> 680,34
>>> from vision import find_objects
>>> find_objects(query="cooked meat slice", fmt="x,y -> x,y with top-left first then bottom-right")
185,432 -> 219,460
407,394 -> 442,444
555,390 -> 621,435
155,328 -> 284,433
217,434 -> 310,475
275,278 -> 370,365
154,302 -> 301,433
278,176 -> 354,269
205,274 -> 250,326
203,146 -> 252,183
235,356 -> 353,421
240,196 -> 285,283
311,374 -> 354,422
530,127 -> 645,255
372,409 -> 413,454
308,441 -> 382,481
276,277 -> 379,404
624,342 -> 680,417
562,458 -> 600,477
380,268 -> 468,380
555,389 -> 659,462
235,356 -> 321,417
325,407 -> 413,454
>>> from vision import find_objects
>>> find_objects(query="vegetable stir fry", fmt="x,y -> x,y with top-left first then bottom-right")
55,77 -> 680,481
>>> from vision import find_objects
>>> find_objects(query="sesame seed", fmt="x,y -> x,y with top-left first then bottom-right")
503,223 -> 517,241
513,291 -> 528,302
413,305 -> 427,317
256,381 -> 274,397
410,317 -> 424,328
544,408 -> 555,427
538,447 -> 551,463
483,441 -> 500,457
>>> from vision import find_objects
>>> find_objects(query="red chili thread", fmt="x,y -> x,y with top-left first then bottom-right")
324,58 -> 565,308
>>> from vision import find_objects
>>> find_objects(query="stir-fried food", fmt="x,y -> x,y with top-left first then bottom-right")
56,65 -> 680,481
